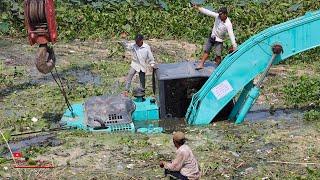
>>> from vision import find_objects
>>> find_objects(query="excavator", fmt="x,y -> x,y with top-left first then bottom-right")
24,0 -> 320,133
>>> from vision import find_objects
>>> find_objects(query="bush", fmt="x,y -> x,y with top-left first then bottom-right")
0,0 -> 25,35
1,0 -> 320,43
282,76 -> 320,108
304,110 -> 320,122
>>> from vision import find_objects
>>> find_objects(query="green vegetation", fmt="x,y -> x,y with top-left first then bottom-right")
280,74 -> 320,126
282,76 -> 320,108
295,168 -> 320,179
304,110 -> 320,122
1,0 -> 320,43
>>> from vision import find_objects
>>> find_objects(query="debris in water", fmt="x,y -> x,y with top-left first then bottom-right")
31,117 -> 38,123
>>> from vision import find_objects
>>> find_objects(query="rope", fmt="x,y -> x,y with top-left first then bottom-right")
51,67 -> 75,117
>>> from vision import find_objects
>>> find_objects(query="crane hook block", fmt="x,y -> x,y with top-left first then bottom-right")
24,0 -> 58,45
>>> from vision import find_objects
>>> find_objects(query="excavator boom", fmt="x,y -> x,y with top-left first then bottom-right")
186,10 -> 320,125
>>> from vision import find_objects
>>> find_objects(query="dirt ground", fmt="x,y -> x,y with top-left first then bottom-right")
0,38 -> 320,179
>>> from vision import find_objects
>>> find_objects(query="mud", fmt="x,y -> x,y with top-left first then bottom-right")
0,133 -> 63,158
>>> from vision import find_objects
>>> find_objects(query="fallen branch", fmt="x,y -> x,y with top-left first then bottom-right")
267,161 -> 320,166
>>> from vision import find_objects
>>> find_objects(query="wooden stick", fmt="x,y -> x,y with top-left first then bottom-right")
267,161 -> 320,165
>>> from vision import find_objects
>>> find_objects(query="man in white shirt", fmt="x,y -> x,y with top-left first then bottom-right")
193,5 -> 238,70
160,131 -> 200,180
122,34 -> 156,96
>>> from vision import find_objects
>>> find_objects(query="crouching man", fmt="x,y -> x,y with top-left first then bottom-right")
160,131 -> 200,180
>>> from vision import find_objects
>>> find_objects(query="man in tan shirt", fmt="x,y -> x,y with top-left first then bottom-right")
160,132 -> 200,180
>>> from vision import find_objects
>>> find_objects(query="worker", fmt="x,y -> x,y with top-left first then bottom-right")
193,5 -> 238,70
160,131 -> 200,180
122,34 -> 157,96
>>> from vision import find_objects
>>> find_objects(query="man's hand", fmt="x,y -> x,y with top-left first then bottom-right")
118,40 -> 129,48
160,161 -> 165,168
191,3 -> 200,10
151,64 -> 158,69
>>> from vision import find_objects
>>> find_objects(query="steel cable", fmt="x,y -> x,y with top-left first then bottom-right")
51,67 -> 75,117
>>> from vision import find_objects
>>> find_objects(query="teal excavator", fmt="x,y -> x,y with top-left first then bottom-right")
60,9 -> 320,133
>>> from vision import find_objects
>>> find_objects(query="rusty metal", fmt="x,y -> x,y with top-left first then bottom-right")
24,0 -> 57,45
25,0 -> 58,74
38,0 -> 46,23
28,0 -> 37,24
36,44 -> 55,74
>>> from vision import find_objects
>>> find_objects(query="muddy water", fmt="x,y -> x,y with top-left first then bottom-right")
139,108 -> 304,133
246,109 -> 303,122
0,108 -> 303,158
68,69 -> 101,85
159,118 -> 187,133
133,118 -> 187,133
0,133 -> 63,158
28,69 -> 101,85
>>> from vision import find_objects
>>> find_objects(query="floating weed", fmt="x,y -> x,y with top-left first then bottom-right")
132,151 -> 155,161
282,76 -> 320,108
303,110 -> 320,122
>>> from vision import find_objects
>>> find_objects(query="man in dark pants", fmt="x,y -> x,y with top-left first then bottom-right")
122,34 -> 156,96
160,132 -> 200,180
193,5 -> 238,69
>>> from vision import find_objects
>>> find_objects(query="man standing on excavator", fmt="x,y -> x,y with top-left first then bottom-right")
122,34 -> 157,96
193,5 -> 238,70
